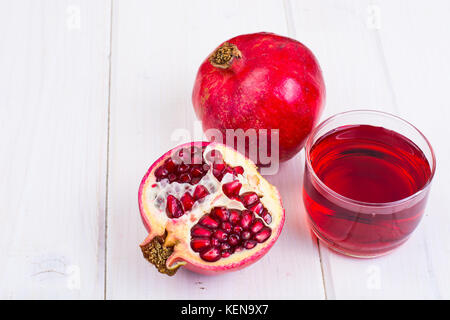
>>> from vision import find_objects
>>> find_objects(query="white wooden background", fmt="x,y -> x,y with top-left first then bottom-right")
0,0 -> 449,299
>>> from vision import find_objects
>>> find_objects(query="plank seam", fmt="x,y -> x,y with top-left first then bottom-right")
104,0 -> 114,301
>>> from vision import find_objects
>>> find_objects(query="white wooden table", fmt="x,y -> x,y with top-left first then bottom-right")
1,0 -> 449,299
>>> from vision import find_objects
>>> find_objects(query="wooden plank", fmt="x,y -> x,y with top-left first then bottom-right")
106,0 -> 325,299
0,0 -> 111,299
289,0 -> 446,299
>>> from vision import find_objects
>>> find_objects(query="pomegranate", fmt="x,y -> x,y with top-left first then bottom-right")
139,142 -> 284,276
192,32 -> 325,163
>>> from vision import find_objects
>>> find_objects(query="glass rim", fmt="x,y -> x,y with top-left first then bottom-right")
304,109 -> 436,208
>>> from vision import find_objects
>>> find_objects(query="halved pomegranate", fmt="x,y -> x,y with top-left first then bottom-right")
139,142 -> 284,276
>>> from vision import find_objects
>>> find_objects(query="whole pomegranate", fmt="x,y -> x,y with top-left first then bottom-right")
193,32 -> 325,163
139,142 -> 285,275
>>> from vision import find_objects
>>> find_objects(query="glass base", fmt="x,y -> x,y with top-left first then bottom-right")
308,219 -> 409,258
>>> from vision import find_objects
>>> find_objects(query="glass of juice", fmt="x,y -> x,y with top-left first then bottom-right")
303,110 -> 436,258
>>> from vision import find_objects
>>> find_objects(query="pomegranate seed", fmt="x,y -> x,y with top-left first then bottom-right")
233,226 -> 243,234
221,250 -> 231,258
193,185 -> 209,200
202,164 -> 210,172
241,230 -> 251,240
212,207 -> 229,222
180,192 -> 194,211
250,220 -> 264,234
213,230 -> 228,242
240,192 -> 259,207
191,177 -> 201,185
248,202 -> 264,215
168,173 -> 177,182
191,166 -> 203,177
221,222 -> 232,233
200,247 -> 221,262
164,158 -> 177,173
254,227 -> 271,243
220,243 -> 231,251
243,240 -> 257,249
262,210 -> 272,224
178,163 -> 189,173
190,238 -> 211,252
222,180 -> 242,198
229,210 -> 240,224
228,234 -> 240,246
234,166 -> 244,175
224,166 -> 234,176
166,195 -> 184,218
240,211 -> 254,229
154,166 -> 168,180
199,215 -> 219,229
179,173 -> 191,183
191,225 -> 212,238
211,238 -> 220,247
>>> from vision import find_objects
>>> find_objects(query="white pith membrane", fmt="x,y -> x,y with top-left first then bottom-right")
140,143 -> 284,274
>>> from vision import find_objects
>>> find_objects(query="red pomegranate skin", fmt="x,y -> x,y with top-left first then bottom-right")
193,32 -> 325,162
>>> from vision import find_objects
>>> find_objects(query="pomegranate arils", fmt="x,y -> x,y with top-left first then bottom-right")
199,215 -> 219,229
168,173 -> 177,183
229,210 -> 240,224
213,230 -> 228,242
190,207 -> 273,262
228,234 -> 240,246
248,202 -> 264,215
179,173 -> 191,183
191,225 -> 212,238
164,158 -> 177,173
191,238 -> 211,252
200,247 -> 221,262
240,211 -> 254,229
221,250 -> 231,258
211,238 -> 220,247
222,180 -> 242,198
180,192 -> 194,211
254,227 -> 272,243
233,226 -> 243,234
262,210 -> 272,224
190,166 -> 203,177
240,192 -> 259,207
166,195 -> 184,218
244,240 -> 257,249
241,231 -> 251,240
221,222 -> 232,233
178,163 -> 189,173
250,220 -> 264,234
212,207 -> 229,222
234,166 -> 244,175
155,166 -> 169,180
193,185 -> 209,200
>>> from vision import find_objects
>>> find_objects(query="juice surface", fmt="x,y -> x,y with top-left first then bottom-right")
309,124 -> 431,203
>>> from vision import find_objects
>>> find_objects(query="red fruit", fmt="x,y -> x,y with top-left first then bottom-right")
139,142 -> 285,276
193,32 -> 325,162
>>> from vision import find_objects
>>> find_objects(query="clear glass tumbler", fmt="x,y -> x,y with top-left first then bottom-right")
303,110 -> 436,257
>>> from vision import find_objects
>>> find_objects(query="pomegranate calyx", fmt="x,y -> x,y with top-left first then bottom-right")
140,235 -> 180,276
209,42 -> 242,69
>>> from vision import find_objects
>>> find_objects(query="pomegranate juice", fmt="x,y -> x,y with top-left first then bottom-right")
303,124 -> 432,256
